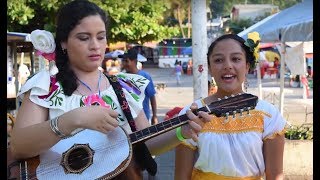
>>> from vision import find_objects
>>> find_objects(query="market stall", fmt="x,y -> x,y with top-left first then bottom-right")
7,32 -> 34,111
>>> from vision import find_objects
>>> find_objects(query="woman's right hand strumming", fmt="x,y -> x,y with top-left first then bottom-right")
60,106 -> 119,135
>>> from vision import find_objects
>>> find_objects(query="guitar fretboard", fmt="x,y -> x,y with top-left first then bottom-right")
129,106 -> 209,144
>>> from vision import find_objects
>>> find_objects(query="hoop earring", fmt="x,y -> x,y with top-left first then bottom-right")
244,75 -> 249,92
62,48 -> 67,54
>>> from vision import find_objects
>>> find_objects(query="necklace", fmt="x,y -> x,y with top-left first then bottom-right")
77,71 -> 102,96
76,71 -> 111,108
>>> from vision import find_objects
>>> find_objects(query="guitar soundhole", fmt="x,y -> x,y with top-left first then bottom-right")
60,143 -> 94,174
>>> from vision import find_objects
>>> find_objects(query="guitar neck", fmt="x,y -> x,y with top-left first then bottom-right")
129,106 -> 210,145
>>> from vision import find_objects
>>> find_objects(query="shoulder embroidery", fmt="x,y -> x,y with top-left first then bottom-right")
116,74 -> 149,101
38,76 -> 64,106
202,110 -> 271,134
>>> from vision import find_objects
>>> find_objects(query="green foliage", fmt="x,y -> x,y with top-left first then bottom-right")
226,18 -> 254,34
93,0 -> 180,43
7,0 -> 179,44
285,123 -> 313,140
7,0 -> 70,32
7,0 -> 35,25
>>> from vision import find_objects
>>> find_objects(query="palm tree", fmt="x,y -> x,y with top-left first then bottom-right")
172,0 -> 186,38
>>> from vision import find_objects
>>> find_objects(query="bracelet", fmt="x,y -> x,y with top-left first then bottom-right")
176,127 -> 187,141
49,117 -> 70,139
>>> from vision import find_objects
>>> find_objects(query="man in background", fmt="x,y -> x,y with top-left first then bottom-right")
120,48 -> 158,180
120,49 -> 158,125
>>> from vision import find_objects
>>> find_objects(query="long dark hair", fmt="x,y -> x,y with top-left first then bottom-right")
55,0 -> 109,96
207,34 -> 256,71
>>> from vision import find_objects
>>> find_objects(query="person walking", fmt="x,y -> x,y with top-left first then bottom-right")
120,48 -> 158,126
173,60 -> 183,85
9,1 -> 210,179
175,33 -> 286,180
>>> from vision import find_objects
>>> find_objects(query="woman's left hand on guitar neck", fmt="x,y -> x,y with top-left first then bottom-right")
139,103 -> 211,156
180,103 -> 212,142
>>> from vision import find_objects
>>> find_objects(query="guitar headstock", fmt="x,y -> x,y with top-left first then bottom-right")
207,93 -> 258,118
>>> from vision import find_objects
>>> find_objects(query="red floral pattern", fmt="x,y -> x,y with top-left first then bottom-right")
83,94 -> 111,108
39,76 -> 58,99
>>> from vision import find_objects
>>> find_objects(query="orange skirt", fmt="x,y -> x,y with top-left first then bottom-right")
191,168 -> 263,180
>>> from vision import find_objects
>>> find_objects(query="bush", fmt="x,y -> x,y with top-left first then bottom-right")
285,123 -> 313,140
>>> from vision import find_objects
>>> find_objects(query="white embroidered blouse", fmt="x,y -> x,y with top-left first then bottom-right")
179,98 -> 287,178
16,70 -> 149,179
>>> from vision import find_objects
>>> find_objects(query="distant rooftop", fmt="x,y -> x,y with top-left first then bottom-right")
233,4 -> 278,9
7,32 -> 31,42
231,4 -> 279,20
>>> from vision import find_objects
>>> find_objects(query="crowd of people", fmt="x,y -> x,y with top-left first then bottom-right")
8,0 -> 287,180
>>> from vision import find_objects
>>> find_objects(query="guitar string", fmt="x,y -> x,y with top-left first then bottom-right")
16,95 -> 256,178
19,143 -> 127,180
28,113 -> 184,177
32,117 -> 184,176
18,138 -> 129,179
21,117 -> 186,179
28,104 -> 253,178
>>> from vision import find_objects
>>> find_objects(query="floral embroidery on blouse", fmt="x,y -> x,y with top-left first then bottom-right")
35,72 -> 146,123
38,76 -> 64,106
82,94 -> 111,108
78,93 -> 126,122
116,73 -> 148,102
39,76 -> 58,99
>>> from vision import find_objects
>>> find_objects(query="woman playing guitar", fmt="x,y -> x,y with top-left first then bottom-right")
8,1 -> 211,179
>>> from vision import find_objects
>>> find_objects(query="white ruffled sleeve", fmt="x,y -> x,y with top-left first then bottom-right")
17,70 -> 66,116
258,100 -> 287,140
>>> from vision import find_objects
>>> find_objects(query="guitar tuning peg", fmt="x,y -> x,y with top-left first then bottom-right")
238,93 -> 242,95
224,96 -> 228,99
246,107 -> 251,116
239,109 -> 244,117
232,111 -> 237,119
217,98 -> 221,101
224,112 -> 229,124
231,94 -> 235,97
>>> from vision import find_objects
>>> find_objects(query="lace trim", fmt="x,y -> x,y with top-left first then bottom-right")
201,110 -> 270,133
263,128 -> 286,141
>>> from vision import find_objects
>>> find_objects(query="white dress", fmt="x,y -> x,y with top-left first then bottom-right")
17,70 -> 149,179
179,98 -> 287,180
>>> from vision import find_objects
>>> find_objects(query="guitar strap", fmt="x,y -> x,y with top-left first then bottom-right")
106,75 -> 157,176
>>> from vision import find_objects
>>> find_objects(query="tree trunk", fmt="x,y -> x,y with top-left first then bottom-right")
187,0 -> 191,38
177,6 -> 186,38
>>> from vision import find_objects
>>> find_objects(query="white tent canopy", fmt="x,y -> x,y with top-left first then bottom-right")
238,0 -> 313,115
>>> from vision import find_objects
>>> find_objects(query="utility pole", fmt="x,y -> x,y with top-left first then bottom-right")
192,0 -> 208,100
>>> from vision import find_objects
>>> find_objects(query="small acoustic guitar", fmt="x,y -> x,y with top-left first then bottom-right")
7,93 -> 258,180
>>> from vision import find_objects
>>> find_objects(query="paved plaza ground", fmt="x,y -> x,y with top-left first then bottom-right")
142,67 -> 313,180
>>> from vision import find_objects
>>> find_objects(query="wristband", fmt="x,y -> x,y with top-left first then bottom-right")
176,127 -> 187,141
